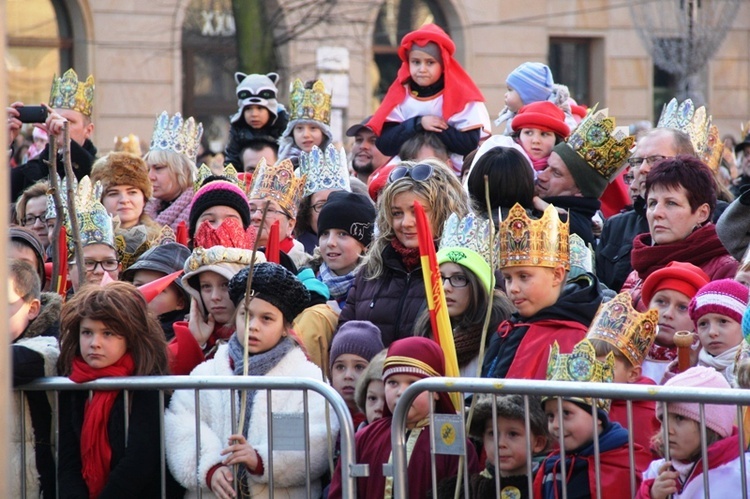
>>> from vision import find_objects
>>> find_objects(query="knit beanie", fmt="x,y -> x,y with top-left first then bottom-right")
506,62 -> 554,106
188,178 -> 251,238
511,101 -> 570,138
689,278 -> 749,326
228,262 -> 310,323
317,191 -> 377,248
91,151 -> 152,199
657,366 -> 735,438
10,227 -> 46,284
552,141 -> 608,199
330,321 -> 385,369
641,261 -> 710,306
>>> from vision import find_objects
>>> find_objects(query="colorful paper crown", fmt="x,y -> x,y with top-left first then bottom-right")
564,108 -> 634,181
701,124 -> 724,173
113,134 -> 142,156
115,223 -> 176,271
569,233 -> 594,276
248,158 -> 306,217
497,203 -> 570,270
545,340 -> 615,412
586,292 -> 658,367
438,213 -> 499,294
49,69 -> 95,117
288,79 -> 331,125
193,163 -> 245,193
657,98 -> 711,156
149,112 -> 203,163
298,144 -> 351,197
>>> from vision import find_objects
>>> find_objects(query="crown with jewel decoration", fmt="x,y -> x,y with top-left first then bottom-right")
569,233 -> 594,276
657,98 -> 711,157
248,158 -> 306,217
497,203 -> 569,270
438,213 -> 499,293
298,144 -> 351,197
194,163 -> 245,192
701,124 -> 724,173
586,292 -> 658,367
544,340 -> 615,412
288,79 -> 331,125
49,69 -> 95,117
564,107 -> 635,181
149,112 -> 204,163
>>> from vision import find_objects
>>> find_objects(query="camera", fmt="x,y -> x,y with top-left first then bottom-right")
16,106 -> 49,124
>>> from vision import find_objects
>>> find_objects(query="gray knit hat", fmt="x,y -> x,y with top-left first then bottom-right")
330,320 -> 384,369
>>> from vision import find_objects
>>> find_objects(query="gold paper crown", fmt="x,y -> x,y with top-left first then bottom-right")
565,108 -> 635,180
149,112 -> 204,163
248,158 -> 306,217
439,212 -> 498,269
298,144 -> 351,197
701,125 -> 724,173
545,340 -> 615,412
288,79 -> 331,125
194,163 -> 245,192
49,69 -> 95,117
113,134 -> 142,156
586,292 -> 658,367
115,224 -> 176,271
497,203 -> 570,270
657,98 -> 711,157
569,233 -> 594,275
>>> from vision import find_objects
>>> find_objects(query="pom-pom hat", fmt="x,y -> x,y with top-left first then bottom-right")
329,321 -> 385,369
506,62 -> 554,105
511,101 -> 570,138
228,262 -> 310,324
689,278 -> 749,326
641,261 -> 710,306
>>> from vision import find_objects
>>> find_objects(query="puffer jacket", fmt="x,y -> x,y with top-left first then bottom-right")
596,199 -> 649,292
338,244 -> 427,347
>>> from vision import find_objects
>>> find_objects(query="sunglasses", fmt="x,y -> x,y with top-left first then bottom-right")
387,163 -> 434,184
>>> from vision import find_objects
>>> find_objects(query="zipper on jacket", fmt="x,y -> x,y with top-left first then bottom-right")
392,272 -> 412,338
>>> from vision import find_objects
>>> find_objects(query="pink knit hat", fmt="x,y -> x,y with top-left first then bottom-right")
657,366 -> 735,438
688,278 -> 749,326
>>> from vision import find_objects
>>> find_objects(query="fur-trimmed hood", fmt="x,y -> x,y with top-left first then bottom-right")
21,292 -> 62,340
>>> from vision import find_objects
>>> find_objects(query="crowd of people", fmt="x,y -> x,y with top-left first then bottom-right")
7,22 -> 750,499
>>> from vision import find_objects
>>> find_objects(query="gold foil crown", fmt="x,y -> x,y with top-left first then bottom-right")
701,125 -> 723,173
657,98 -> 711,157
288,79 -> 331,125
586,292 -> 658,367
114,134 -> 142,156
545,340 -> 615,412
248,158 -> 306,217
194,163 -> 245,192
566,108 -> 635,180
149,112 -> 204,163
49,69 -> 95,117
498,203 -> 570,270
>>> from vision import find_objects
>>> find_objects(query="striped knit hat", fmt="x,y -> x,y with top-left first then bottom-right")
689,278 -> 749,326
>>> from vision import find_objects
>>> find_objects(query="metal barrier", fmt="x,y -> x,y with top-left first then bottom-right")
390,378 -> 750,499
17,375 -> 356,498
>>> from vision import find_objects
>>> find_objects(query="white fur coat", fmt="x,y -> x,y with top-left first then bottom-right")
165,343 -> 339,499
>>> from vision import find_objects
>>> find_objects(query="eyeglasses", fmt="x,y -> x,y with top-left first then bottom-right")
388,163 -> 435,184
249,206 -> 290,218
623,172 -> 635,185
312,201 -> 327,213
440,273 -> 469,288
22,214 -> 46,226
626,155 -> 669,168
82,259 -> 119,272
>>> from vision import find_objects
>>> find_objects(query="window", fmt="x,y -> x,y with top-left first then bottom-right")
549,38 -> 591,105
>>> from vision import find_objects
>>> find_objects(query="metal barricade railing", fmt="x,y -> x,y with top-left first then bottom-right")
17,375 -> 356,498
390,378 -> 750,499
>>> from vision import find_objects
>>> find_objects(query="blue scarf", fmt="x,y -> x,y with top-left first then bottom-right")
318,262 -> 357,301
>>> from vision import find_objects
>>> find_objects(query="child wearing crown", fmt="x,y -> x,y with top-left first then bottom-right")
277,79 -> 332,164
482,203 -> 603,380
366,24 -> 491,176
534,340 -> 652,499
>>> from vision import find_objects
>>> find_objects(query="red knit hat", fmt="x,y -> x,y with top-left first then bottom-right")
511,101 -> 570,138
641,261 -> 710,306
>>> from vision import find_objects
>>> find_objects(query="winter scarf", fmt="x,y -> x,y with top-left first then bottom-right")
144,188 -> 193,231
453,325 -> 483,368
318,262 -> 356,301
228,334 -> 294,439
531,155 -> 549,171
69,353 -> 135,498
390,238 -> 421,272
699,343 -> 741,386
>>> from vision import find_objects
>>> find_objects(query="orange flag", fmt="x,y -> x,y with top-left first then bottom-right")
414,200 -> 461,411
56,225 -> 69,297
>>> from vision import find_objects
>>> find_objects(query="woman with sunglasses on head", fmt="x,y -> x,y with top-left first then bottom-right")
337,159 -> 470,347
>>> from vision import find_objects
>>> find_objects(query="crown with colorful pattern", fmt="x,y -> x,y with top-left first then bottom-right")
49,69 -> 95,117
701,124 -> 724,173
657,98 -> 711,157
569,233 -> 594,276
298,144 -> 351,197
497,203 -> 569,270
194,163 -> 245,193
544,340 -> 615,412
586,292 -> 658,367
438,213 -> 499,294
288,79 -> 331,125
115,223 -> 176,271
56,176 -> 116,259
149,112 -> 204,163
248,158 -> 306,217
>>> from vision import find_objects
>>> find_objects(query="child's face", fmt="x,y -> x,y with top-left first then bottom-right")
385,373 -> 437,428
696,313 -> 743,356
292,124 -> 324,153
235,296 -> 287,354
502,266 -> 563,318
390,191 -> 430,249
440,262 -> 471,318
198,271 -> 236,326
408,50 -> 442,87
319,228 -> 364,276
365,379 -> 385,423
331,353 -> 369,409
8,279 -> 39,342
519,128 -> 556,161
504,85 -> 524,113
132,269 -> 185,317
79,318 -> 128,369
243,105 -> 271,129
544,399 -> 600,451
484,416 -> 545,477
649,289 -> 694,346
73,244 -> 120,290
102,184 -> 145,229
735,269 -> 750,288
663,412 -> 700,461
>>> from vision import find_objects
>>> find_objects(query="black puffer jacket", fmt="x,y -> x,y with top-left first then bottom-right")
338,244 -> 427,347
223,108 -> 289,168
596,198 -> 649,293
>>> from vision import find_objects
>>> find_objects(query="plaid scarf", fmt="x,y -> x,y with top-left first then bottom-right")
318,262 -> 356,301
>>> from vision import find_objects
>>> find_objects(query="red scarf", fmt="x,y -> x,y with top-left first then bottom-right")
69,353 -> 135,498
390,238 -> 421,272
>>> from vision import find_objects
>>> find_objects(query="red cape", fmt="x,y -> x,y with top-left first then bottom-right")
608,376 -> 660,455
505,319 -> 588,379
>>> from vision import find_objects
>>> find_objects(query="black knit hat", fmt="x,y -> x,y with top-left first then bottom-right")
317,191 -> 376,248
188,177 -> 251,238
229,262 -> 310,323
10,227 -> 46,284
122,242 -> 191,301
